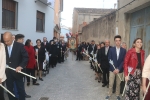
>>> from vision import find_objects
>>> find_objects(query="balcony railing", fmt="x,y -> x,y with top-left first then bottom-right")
37,0 -> 54,6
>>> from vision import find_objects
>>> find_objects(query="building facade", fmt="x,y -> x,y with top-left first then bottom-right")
72,8 -> 115,42
53,0 -> 63,39
82,12 -> 116,44
0,0 -> 55,45
117,0 -> 150,57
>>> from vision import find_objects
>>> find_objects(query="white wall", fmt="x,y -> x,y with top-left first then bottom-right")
0,0 -> 54,45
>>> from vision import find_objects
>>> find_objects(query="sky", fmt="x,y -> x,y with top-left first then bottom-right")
61,0 -> 117,28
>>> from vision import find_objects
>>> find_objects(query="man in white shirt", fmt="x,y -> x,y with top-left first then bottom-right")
105,35 -> 126,100
41,37 -> 49,51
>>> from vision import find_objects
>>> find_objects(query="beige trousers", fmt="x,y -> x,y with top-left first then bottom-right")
108,71 -> 123,96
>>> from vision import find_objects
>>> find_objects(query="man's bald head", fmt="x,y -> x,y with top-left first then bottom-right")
3,32 -> 13,46
105,39 -> 110,47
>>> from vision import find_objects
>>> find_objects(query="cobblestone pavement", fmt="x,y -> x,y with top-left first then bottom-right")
4,53 -> 143,100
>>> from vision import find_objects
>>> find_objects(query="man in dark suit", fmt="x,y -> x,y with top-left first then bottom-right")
61,41 -> 66,62
41,37 -> 49,51
76,43 -> 82,61
49,39 -> 59,68
98,40 -> 111,87
57,40 -> 63,63
88,40 -> 97,70
3,32 -> 28,100
15,34 -> 32,98
105,35 -> 126,100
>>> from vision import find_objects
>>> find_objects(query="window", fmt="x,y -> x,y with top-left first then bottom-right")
36,11 -> 45,32
2,0 -> 17,29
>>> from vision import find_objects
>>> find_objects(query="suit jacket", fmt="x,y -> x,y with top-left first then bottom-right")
49,44 -> 58,57
5,41 -> 28,79
41,41 -> 49,51
97,46 -> 112,69
34,45 -> 46,62
0,43 -> 6,82
88,44 -> 97,55
77,45 -> 82,53
108,47 -> 126,73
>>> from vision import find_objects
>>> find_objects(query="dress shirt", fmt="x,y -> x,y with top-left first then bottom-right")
105,46 -> 109,55
116,47 -> 120,60
7,41 -> 14,57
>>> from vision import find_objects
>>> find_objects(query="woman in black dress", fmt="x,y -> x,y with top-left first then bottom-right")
95,45 -> 101,82
34,39 -> 46,81
49,40 -> 59,68
96,42 -> 105,83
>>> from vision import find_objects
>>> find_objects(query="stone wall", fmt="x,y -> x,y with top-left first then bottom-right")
82,13 -> 116,45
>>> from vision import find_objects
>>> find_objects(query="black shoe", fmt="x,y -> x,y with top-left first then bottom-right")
112,90 -> 116,93
27,83 -> 30,86
25,94 -> 31,98
98,80 -> 101,83
107,84 -> 109,88
33,83 -> 40,85
39,77 -> 43,81
102,84 -> 107,87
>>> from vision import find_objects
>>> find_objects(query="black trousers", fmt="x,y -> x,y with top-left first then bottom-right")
102,68 -> 109,85
61,53 -> 64,62
26,68 -> 36,84
6,75 -> 25,100
76,51 -> 81,60
0,82 -> 5,100
51,56 -> 57,67
58,53 -> 61,63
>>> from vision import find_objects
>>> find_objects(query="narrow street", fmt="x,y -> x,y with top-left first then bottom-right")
22,52 -> 118,100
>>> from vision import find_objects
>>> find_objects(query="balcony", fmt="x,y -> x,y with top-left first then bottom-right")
36,0 -> 54,5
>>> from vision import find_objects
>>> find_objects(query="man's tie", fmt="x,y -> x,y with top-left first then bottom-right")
8,46 -> 12,57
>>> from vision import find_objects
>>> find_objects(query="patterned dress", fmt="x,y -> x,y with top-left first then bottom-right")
125,69 -> 141,100
125,53 -> 142,100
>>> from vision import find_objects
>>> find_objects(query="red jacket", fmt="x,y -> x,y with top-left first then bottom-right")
24,46 -> 36,69
124,48 -> 145,77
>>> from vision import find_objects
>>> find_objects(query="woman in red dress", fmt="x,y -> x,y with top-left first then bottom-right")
25,39 -> 39,86
142,54 -> 150,100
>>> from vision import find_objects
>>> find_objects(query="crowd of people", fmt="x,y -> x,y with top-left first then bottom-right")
1,31 -> 150,100
0,31 -> 68,100
76,35 -> 150,100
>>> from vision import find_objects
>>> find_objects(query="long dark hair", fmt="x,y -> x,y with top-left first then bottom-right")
100,42 -> 105,48
132,38 -> 142,49
25,39 -> 31,47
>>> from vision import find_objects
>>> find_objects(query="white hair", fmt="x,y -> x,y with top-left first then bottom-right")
105,39 -> 110,42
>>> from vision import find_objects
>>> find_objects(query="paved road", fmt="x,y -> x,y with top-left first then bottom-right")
5,52 -> 141,100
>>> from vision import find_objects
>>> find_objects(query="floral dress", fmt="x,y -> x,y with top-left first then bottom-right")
125,69 -> 141,100
125,53 -> 142,100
